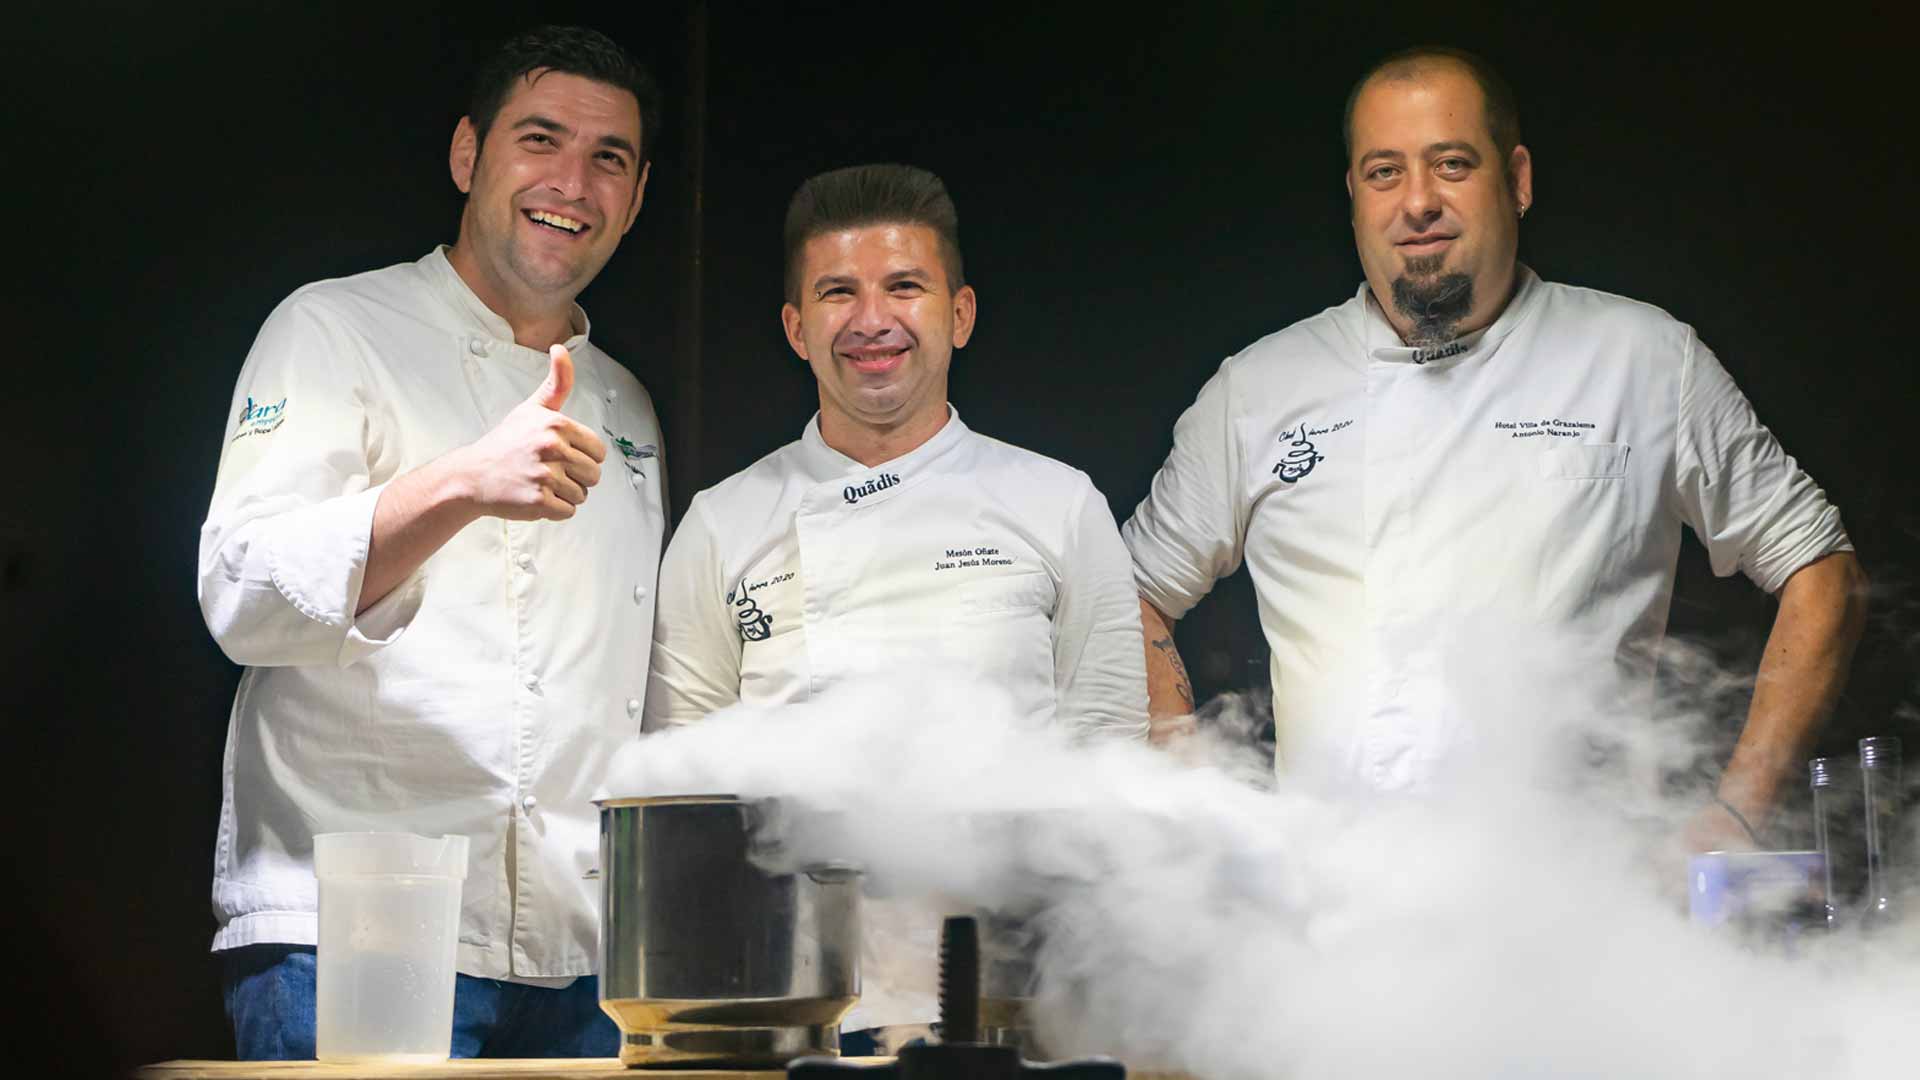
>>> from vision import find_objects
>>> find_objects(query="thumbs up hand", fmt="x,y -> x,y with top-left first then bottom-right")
448,344 -> 608,522
535,341 -> 575,410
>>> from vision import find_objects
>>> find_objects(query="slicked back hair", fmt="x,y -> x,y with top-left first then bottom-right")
469,24 -> 662,167
1343,45 -> 1522,172
784,164 -> 965,305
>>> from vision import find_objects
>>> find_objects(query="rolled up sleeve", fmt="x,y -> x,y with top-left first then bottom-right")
1675,330 -> 1851,595
197,295 -> 423,668
1051,479 -> 1150,740
1121,359 -> 1246,619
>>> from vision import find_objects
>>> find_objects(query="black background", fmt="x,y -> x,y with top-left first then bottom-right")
4,3 -> 1915,1076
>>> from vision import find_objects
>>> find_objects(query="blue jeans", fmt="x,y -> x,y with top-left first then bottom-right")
222,944 -> 620,1059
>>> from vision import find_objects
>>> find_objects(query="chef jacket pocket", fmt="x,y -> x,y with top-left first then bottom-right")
958,571 -> 1057,617
1537,442 -> 1630,479
951,571 -> 1058,701
1519,442 -> 1634,619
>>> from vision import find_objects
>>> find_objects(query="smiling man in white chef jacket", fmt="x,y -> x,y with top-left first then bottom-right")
646,165 -> 1147,737
645,164 -> 1148,1039
197,27 -> 665,1060
1126,46 -> 1868,854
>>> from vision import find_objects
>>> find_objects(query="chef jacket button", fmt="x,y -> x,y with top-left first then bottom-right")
521,795 -> 538,812
468,337 -> 489,357
632,585 -> 648,604
626,697 -> 641,718
523,674 -> 540,691
515,552 -> 534,570
603,387 -> 618,402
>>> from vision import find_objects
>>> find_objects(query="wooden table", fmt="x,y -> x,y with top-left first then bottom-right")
134,1061 -> 834,1080
134,1060 -> 1194,1079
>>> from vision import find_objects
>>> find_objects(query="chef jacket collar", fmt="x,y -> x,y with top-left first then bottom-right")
1360,264 -> 1542,367
421,246 -> 592,369
797,403 -> 969,481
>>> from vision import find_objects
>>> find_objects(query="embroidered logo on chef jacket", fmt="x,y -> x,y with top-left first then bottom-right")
843,472 -> 901,505
231,396 -> 288,442
603,427 -> 657,474
726,573 -> 787,642
1491,417 -> 1599,440
1269,417 -> 1350,483
1412,340 -> 1468,364
727,579 -> 773,641
931,544 -> 1017,573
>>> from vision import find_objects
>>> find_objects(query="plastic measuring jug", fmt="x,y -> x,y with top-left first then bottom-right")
313,831 -> 469,1062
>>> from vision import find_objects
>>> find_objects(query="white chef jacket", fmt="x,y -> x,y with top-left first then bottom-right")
1124,267 -> 1849,791
645,409 -> 1148,739
198,247 -> 666,980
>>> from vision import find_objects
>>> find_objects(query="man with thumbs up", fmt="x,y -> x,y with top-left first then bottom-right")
197,26 -> 663,1060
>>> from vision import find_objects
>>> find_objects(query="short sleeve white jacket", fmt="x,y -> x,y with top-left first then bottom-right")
645,410 -> 1148,741
1123,268 -> 1849,790
197,248 -> 667,979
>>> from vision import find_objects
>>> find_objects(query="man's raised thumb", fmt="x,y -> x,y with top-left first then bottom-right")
536,344 -> 574,410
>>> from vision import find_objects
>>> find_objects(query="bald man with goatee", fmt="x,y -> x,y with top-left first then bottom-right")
1125,46 -> 1867,862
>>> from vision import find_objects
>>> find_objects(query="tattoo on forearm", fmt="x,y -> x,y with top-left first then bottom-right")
1150,636 -> 1195,710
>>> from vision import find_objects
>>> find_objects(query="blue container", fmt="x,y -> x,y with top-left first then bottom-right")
1689,851 -> 1827,933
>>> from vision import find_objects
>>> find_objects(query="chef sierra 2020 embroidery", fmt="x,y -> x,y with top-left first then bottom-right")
727,577 -> 773,641
843,472 -> 901,504
1270,417 -> 1351,483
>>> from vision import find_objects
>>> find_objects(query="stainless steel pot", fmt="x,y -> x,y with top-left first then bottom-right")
597,794 -> 862,1069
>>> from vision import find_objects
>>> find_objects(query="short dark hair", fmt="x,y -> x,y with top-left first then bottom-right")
783,164 -> 965,304
1342,46 -> 1522,170
469,25 -> 663,167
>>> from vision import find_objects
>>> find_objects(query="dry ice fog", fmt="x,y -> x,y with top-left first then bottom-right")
606,625 -> 1920,1080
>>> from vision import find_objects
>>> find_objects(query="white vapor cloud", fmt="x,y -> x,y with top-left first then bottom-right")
607,662 -> 1920,1079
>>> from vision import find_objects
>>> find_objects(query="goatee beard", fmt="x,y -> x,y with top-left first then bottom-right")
1391,255 -> 1474,347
